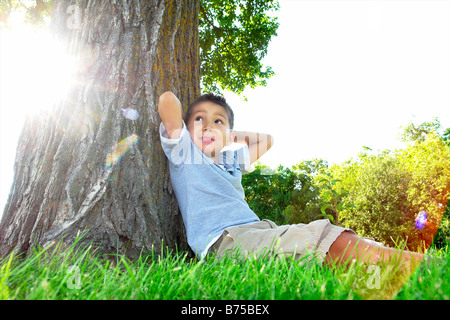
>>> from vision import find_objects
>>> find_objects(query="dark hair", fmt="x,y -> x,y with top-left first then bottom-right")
184,93 -> 234,129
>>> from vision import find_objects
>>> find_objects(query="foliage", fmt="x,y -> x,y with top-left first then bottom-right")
241,164 -> 297,224
199,0 -> 280,95
401,117 -> 443,143
242,122 -> 450,252
0,0 -> 53,27
433,198 -> 450,248
282,159 -> 328,224
330,129 -> 450,250
315,172 -> 355,226
1,0 -> 280,96
398,131 -> 450,247
330,150 -> 414,247
242,160 -> 326,225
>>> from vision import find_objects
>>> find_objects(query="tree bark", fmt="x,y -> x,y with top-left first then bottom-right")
0,0 -> 200,259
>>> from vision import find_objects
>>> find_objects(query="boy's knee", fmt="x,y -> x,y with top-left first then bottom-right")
325,231 -> 379,265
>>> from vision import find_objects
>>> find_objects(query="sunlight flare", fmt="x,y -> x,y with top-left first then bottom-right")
1,27 -> 76,118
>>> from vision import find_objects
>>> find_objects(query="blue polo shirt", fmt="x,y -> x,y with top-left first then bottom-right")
159,121 -> 260,258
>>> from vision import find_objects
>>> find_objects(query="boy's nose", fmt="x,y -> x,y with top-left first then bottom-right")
203,121 -> 213,131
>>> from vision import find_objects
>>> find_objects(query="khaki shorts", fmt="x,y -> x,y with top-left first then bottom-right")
209,219 -> 354,263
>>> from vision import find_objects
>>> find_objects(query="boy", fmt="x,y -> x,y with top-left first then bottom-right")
158,91 -> 424,267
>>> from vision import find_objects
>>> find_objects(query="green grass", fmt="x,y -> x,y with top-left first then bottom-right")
0,239 -> 448,300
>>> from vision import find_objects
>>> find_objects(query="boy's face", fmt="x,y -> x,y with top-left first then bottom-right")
186,102 -> 235,162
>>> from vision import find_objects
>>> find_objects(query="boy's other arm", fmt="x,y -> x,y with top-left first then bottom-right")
233,131 -> 274,164
157,91 -> 183,139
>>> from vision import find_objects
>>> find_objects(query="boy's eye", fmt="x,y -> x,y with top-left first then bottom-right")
215,119 -> 223,124
195,116 -> 203,122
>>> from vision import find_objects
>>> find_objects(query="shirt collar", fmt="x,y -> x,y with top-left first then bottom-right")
217,148 -> 236,173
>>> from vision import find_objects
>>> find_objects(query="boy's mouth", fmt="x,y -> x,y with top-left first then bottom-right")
201,136 -> 215,143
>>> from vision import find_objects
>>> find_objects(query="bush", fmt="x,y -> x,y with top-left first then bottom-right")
331,131 -> 450,250
242,160 -> 326,225
242,123 -> 450,251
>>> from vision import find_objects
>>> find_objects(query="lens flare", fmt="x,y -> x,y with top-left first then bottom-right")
106,134 -> 139,169
120,108 -> 139,120
415,211 -> 428,230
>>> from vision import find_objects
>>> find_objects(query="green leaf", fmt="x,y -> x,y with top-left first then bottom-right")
199,0 -> 280,95
320,204 -> 332,215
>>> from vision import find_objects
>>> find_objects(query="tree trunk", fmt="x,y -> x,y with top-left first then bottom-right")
0,0 -> 200,259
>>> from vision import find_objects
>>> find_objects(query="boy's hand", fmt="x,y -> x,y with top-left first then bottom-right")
158,91 -> 183,139
233,131 -> 274,164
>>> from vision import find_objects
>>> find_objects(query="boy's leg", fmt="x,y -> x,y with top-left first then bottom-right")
324,231 -> 425,267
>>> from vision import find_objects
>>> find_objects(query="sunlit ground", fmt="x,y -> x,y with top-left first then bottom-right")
0,20 -> 76,215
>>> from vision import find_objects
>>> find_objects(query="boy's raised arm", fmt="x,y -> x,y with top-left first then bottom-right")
233,131 -> 274,164
157,91 -> 183,139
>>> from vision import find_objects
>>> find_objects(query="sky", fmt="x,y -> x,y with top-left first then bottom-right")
224,0 -> 450,168
1,0 -> 450,214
